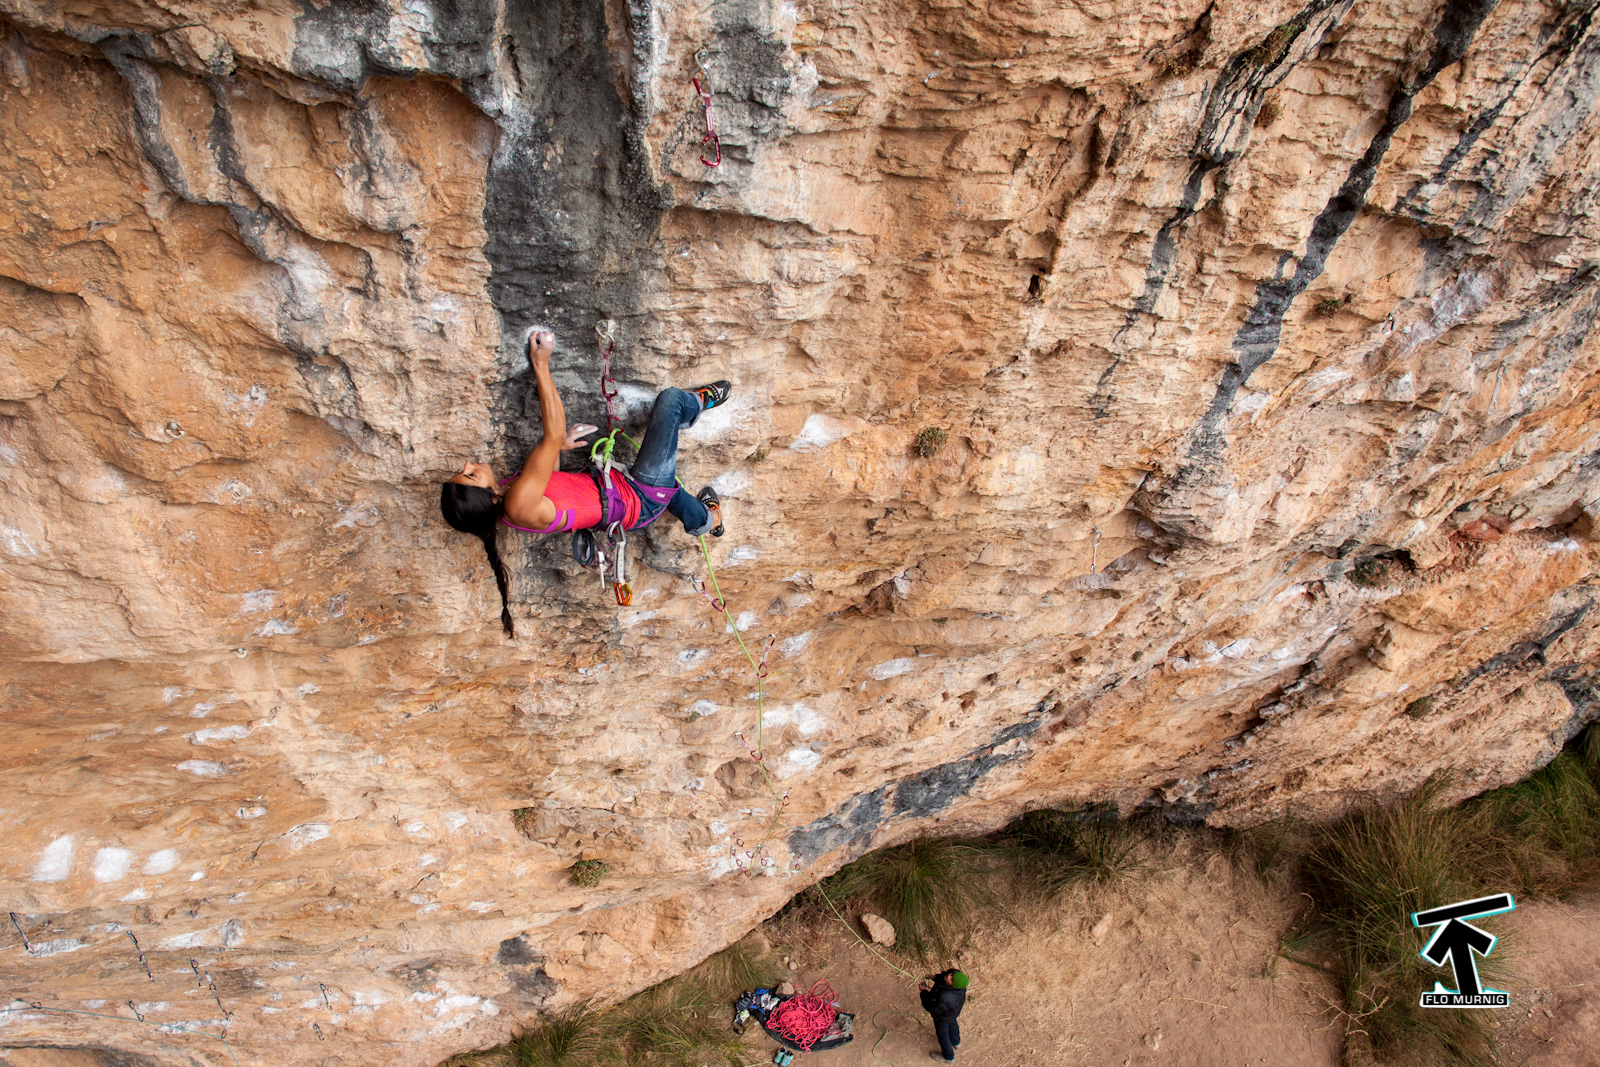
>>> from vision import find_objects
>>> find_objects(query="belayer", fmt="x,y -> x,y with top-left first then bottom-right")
440,329 -> 731,636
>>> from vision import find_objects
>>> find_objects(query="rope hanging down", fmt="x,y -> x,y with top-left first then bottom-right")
692,49 -> 721,167
583,322 -> 792,869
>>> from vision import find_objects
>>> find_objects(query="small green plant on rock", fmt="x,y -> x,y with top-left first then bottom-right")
1404,696 -> 1433,719
1313,293 -> 1353,317
1346,558 -> 1389,586
1243,17 -> 1306,69
569,859 -> 609,888
1254,97 -> 1282,127
914,427 -> 949,458
1158,51 -> 1199,78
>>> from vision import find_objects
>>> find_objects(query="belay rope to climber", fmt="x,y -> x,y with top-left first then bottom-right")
581,320 -> 792,872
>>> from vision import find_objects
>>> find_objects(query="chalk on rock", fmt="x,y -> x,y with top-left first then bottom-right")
861,912 -> 896,947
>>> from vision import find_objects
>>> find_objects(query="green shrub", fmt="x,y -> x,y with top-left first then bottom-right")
1158,52 -> 1198,78
1404,696 -> 1433,719
914,427 -> 949,458
569,860 -> 609,888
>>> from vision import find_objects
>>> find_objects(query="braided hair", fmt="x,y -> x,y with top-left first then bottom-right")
440,482 -> 515,637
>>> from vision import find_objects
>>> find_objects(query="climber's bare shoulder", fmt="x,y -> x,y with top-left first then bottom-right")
502,483 -> 557,529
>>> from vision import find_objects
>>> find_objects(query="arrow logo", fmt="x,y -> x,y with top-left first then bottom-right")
1411,893 -> 1514,1008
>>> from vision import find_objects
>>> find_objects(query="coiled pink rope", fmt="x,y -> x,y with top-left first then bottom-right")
768,981 -> 839,1051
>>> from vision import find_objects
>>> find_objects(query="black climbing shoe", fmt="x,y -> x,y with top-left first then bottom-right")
697,486 -> 724,537
692,380 -> 733,412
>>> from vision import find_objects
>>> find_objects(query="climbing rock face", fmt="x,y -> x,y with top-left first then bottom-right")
0,0 -> 1597,1062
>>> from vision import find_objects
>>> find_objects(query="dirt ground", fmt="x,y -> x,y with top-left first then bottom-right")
1498,891 -> 1600,1067
749,844 -> 1599,1067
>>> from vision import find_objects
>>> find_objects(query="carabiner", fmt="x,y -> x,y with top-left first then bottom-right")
607,522 -> 628,587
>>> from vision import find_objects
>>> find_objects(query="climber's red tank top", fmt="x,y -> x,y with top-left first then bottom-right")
500,470 -> 641,534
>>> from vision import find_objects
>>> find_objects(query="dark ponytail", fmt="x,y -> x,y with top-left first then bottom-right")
440,483 -> 515,637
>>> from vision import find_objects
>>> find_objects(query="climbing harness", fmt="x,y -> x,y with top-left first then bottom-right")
692,49 -> 721,167
562,321 -> 662,606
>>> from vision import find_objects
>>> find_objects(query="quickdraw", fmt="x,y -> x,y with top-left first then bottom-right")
596,320 -> 621,430
692,49 -> 721,167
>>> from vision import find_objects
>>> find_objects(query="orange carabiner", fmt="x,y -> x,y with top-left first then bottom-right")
614,582 -> 633,607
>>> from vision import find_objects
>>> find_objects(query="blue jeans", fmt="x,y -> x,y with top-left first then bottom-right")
933,1018 -> 960,1060
629,387 -> 712,535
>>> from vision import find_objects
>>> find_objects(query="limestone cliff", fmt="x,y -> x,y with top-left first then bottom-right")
1,0 -> 1597,1063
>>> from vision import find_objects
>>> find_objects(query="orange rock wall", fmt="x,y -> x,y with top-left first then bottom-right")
0,0 -> 1597,1063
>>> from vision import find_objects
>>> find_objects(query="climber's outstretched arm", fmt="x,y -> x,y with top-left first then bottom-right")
501,331 -> 568,528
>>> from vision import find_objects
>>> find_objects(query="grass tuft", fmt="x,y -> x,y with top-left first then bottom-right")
511,1006 -> 605,1067
1010,806 -> 1145,899
1303,775 -> 1502,1066
611,980 -> 742,1067
820,836 -> 1012,961
683,934 -> 784,1001
1404,696 -> 1433,719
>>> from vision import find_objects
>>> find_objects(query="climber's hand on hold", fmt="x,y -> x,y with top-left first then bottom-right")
562,424 -> 599,451
530,329 -> 554,368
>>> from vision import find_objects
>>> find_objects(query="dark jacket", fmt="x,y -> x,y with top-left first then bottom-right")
919,974 -> 966,1021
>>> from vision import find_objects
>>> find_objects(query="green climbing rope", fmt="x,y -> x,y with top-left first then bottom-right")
593,419 -> 790,872
811,879 -> 919,980
694,529 -> 792,873
870,1009 -> 920,1067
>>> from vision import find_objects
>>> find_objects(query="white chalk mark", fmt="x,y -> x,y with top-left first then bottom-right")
32,835 -> 76,882
92,846 -> 132,883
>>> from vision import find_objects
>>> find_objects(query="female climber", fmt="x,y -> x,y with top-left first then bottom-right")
440,329 -> 731,636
